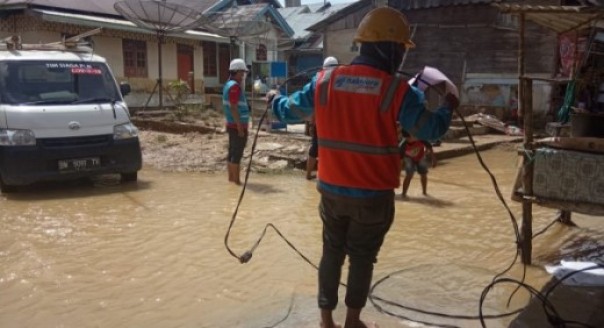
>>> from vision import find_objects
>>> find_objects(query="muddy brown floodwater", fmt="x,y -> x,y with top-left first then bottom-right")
1,148 -> 602,328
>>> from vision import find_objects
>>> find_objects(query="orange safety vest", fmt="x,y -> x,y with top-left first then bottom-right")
314,65 -> 410,190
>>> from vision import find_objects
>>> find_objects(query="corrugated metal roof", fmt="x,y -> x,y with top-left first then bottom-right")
0,0 -> 220,17
0,0 -> 229,40
278,2 -> 354,40
306,0 -> 366,31
306,1 -> 355,13
285,12 -> 327,38
394,0 -> 502,10
32,8 -> 226,42
494,4 -> 604,33
278,6 -> 310,19
307,0 -> 507,31
204,4 -> 273,37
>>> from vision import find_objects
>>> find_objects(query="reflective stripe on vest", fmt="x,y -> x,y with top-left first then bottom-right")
318,69 -> 334,106
379,73 -> 403,112
314,65 -> 409,190
222,80 -> 250,124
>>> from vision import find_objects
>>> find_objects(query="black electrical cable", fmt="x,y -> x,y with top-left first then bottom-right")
479,277 -> 560,328
222,66 -> 581,328
223,67 -> 525,326
262,292 -> 296,328
480,264 -> 604,328
541,264 -> 603,328
369,268 -> 523,320
532,216 -> 563,239
367,73 -> 531,324
223,65 -> 327,265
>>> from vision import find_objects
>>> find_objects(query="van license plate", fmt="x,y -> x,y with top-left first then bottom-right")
58,157 -> 101,172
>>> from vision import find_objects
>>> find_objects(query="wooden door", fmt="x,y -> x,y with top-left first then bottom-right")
177,44 -> 194,92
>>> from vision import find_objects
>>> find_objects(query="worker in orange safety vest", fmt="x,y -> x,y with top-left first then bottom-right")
267,7 -> 459,328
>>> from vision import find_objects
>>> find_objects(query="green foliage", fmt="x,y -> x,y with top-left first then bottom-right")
168,79 -> 191,110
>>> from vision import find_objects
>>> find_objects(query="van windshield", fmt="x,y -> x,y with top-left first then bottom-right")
0,61 -> 120,105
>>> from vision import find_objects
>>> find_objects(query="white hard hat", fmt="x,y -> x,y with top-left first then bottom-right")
229,58 -> 248,72
323,56 -> 338,68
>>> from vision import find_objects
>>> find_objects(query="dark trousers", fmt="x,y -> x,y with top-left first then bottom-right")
318,194 -> 395,310
227,127 -> 248,164
308,125 -> 318,158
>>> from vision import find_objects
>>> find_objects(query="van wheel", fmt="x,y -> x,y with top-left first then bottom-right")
120,172 -> 138,183
0,177 -> 17,193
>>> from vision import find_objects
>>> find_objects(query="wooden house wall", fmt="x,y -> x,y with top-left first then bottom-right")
323,4 -> 557,84
319,3 -> 558,120
403,5 -> 557,85
322,5 -> 372,64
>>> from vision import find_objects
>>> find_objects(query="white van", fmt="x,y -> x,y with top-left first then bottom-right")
0,37 -> 141,192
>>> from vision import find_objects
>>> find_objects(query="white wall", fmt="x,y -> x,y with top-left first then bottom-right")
194,45 -> 204,82
11,31 -> 59,44
92,36 -> 123,77
147,41 -> 177,81
242,26 -> 282,64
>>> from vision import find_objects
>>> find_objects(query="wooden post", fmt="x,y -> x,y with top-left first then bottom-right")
518,14 -> 534,265
559,210 -> 574,226
518,13 -> 525,118
521,77 -> 534,265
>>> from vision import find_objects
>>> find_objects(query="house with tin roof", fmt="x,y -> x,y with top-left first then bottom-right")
277,0 -> 354,88
307,0 -> 560,121
0,0 -> 298,106
0,0 -> 231,107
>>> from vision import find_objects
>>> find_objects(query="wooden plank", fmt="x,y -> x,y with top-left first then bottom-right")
532,197 -> 604,216
535,137 -> 604,154
513,194 -> 604,216
522,76 -> 572,83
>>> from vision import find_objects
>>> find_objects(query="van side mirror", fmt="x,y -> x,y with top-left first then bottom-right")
120,82 -> 131,97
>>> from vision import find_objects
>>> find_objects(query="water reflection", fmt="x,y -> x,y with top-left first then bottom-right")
0,149 -> 602,328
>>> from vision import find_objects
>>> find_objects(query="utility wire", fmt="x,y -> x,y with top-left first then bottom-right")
222,66 -> 596,328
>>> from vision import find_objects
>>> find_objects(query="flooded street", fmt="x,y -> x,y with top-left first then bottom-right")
1,148 -> 602,328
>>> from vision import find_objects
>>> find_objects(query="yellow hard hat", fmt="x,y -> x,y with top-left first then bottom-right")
354,7 -> 415,49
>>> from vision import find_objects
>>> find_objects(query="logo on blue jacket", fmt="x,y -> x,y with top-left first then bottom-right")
333,75 -> 382,95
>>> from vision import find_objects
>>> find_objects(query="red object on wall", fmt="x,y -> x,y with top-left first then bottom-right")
559,33 -> 586,77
